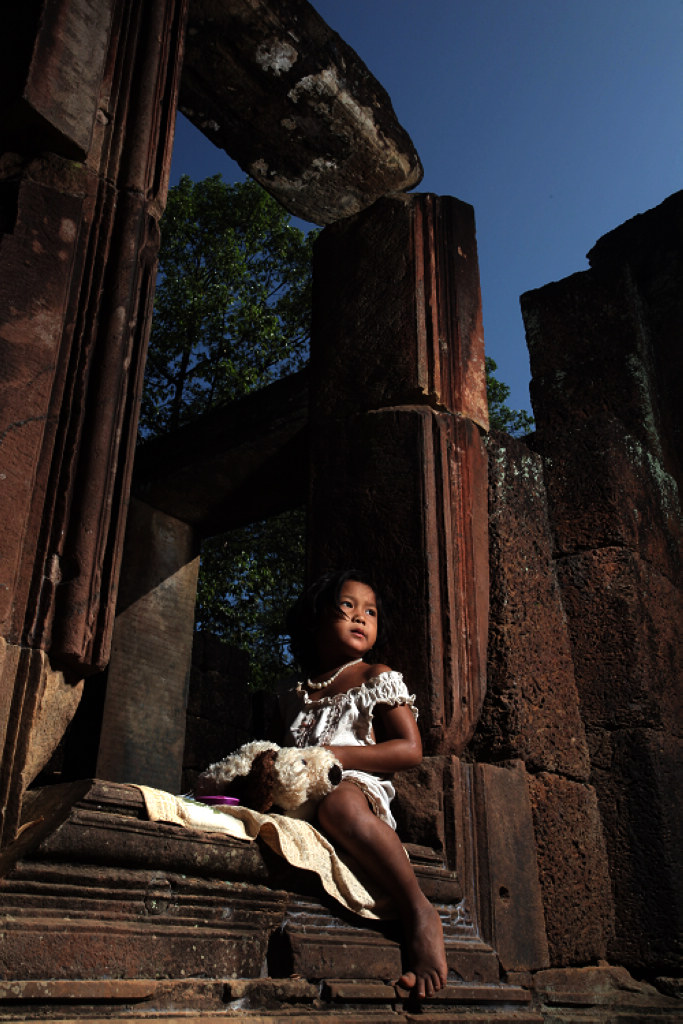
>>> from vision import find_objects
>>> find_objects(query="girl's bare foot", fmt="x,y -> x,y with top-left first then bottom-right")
396,898 -> 448,999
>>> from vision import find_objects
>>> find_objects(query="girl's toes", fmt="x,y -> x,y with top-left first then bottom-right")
396,970 -> 416,991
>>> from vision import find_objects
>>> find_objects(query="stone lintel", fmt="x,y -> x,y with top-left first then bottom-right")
179,0 -> 422,224
133,369 -> 308,535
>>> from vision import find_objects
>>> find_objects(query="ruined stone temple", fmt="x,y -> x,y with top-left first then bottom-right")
0,1 -> 680,1021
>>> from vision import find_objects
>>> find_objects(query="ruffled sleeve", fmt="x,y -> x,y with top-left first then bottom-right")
361,670 -> 418,721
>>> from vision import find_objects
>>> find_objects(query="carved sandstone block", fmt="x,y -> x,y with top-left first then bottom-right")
0,166 -> 84,641
522,196 -> 682,584
0,0 -> 114,158
472,762 -> 549,972
0,640 -> 82,845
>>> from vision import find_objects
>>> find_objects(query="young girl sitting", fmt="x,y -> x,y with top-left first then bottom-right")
280,569 -> 448,999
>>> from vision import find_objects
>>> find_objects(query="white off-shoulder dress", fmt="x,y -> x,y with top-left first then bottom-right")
279,670 -> 418,830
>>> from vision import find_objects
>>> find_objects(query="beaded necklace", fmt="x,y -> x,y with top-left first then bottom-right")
306,657 -> 362,691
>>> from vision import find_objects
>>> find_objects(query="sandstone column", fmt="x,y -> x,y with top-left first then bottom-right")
308,194 -> 489,756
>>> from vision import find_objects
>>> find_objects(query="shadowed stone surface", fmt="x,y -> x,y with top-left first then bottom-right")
522,191 -> 683,586
587,189 -> 683,487
557,548 -> 682,734
180,0 -> 423,224
96,500 -> 199,792
0,0 -> 114,159
0,641 -> 83,840
522,190 -> 682,976
533,965 -> 682,1015
472,433 -> 590,778
590,728 -> 683,972
527,772 -> 613,967
392,758 -> 447,856
472,762 -> 549,973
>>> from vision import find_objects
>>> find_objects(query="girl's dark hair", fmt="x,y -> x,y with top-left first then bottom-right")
286,569 -> 389,674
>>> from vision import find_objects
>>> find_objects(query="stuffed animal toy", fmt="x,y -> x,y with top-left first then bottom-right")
194,741 -> 343,820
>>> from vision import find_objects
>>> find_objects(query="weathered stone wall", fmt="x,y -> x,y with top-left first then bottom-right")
471,432 -> 613,966
520,191 -> 683,973
0,0 -> 188,843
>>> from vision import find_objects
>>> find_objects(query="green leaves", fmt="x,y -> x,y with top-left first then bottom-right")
196,509 -> 305,690
140,175 -> 317,437
485,357 -> 535,436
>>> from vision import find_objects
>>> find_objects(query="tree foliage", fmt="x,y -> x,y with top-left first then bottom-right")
485,356 -> 535,436
141,175 -> 533,686
140,174 -> 316,437
196,508 -> 305,688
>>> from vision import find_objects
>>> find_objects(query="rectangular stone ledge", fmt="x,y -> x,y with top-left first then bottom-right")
7,780 -> 469,907
20,788 -> 270,884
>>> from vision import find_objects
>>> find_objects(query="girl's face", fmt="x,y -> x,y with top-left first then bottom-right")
316,580 -> 378,667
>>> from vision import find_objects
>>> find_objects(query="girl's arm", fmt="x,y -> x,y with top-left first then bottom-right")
326,703 -> 422,774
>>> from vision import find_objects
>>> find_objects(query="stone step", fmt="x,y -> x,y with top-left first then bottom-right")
0,976 -> 540,1022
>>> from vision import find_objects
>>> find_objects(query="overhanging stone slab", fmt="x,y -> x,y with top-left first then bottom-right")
180,0 -> 423,224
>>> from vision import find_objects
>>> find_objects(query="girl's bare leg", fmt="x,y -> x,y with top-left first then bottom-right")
317,782 -> 447,999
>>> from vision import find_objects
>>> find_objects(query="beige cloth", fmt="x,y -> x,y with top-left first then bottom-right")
138,785 -> 392,920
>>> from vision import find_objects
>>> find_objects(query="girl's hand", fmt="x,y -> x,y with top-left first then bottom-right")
326,704 -> 422,774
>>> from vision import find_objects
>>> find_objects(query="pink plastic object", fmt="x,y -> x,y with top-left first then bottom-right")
196,795 -> 240,805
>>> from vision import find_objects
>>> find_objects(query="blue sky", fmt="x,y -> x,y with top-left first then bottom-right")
170,0 -> 682,415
